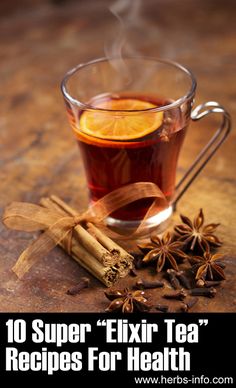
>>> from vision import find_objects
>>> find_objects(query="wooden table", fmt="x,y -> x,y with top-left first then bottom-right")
0,0 -> 235,312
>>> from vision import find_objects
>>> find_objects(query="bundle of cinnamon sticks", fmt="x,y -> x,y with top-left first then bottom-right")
40,195 -> 133,287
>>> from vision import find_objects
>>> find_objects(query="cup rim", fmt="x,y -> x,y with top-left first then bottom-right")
61,56 -> 197,112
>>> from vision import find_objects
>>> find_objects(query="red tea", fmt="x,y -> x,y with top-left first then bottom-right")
69,94 -> 187,221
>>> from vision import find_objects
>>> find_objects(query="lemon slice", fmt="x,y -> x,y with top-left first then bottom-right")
79,98 -> 163,140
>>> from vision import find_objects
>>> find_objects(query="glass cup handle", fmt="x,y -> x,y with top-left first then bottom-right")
173,101 -> 231,207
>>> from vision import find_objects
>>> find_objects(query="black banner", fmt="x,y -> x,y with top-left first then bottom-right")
0,313 -> 235,385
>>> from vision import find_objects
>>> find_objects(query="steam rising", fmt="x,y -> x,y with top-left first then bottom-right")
105,0 -> 162,91
105,0 -> 142,81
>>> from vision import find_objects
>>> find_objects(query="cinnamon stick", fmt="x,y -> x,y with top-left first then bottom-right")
87,222 -> 133,276
40,197 -> 116,267
39,195 -> 133,286
70,240 -> 119,287
48,196 -> 133,277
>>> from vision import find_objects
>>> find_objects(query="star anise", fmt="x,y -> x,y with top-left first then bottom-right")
174,209 -> 222,252
105,288 -> 150,313
192,251 -> 225,281
138,231 -> 187,272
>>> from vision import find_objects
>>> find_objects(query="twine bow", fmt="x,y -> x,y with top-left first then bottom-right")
2,182 -> 168,278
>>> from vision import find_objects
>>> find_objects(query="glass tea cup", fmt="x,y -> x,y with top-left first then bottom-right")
61,57 -> 231,234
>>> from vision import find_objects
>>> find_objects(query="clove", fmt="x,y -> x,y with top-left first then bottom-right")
196,279 -> 222,288
190,287 -> 217,298
135,278 -> 164,290
163,289 -> 187,301
66,277 -> 90,295
167,269 -> 181,290
204,280 -> 222,288
195,279 -> 205,288
155,304 -> 169,313
133,255 -> 144,269
180,298 -> 198,312
176,271 -> 192,289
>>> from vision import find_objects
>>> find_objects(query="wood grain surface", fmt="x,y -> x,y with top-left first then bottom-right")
0,0 -> 235,312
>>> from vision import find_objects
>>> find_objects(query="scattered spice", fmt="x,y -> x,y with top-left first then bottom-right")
101,208 -> 225,313
195,279 -> 206,288
176,270 -> 192,289
174,209 -> 222,252
135,278 -> 164,290
105,288 -> 151,313
163,290 -> 187,301
207,279 -> 223,288
190,287 -> 217,298
167,269 -> 181,290
192,252 -> 225,281
66,277 -> 90,295
196,279 -> 222,288
180,298 -> 198,312
138,232 -> 187,272
133,254 -> 144,269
